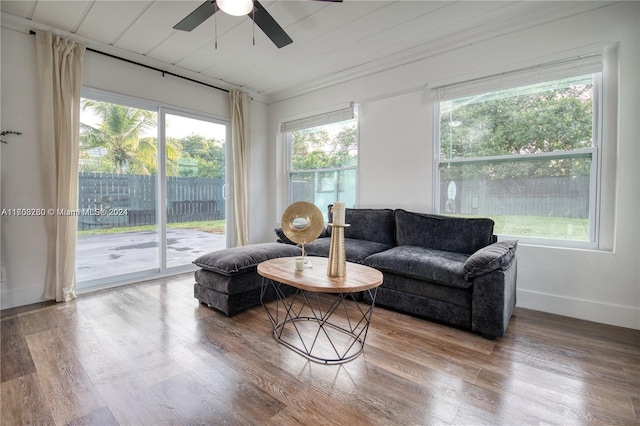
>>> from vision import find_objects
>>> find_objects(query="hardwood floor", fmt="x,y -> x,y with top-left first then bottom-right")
1,273 -> 638,425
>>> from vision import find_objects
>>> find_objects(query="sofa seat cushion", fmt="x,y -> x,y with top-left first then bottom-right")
304,237 -> 392,264
193,243 -> 301,276
365,245 -> 470,289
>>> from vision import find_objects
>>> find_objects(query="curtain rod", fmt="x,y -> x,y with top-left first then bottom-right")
29,30 -> 230,94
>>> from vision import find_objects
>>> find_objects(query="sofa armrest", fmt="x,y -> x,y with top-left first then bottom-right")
464,240 -> 518,280
471,260 -> 517,338
466,241 -> 518,338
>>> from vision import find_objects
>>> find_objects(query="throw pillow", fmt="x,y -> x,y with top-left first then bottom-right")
274,227 -> 297,245
464,240 -> 518,279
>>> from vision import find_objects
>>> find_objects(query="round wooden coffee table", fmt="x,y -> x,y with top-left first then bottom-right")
258,256 -> 383,364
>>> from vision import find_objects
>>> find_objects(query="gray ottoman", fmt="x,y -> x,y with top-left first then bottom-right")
193,243 -> 302,316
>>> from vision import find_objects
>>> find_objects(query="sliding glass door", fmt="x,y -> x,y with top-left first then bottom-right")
76,92 -> 229,288
163,111 -> 228,268
77,97 -> 160,284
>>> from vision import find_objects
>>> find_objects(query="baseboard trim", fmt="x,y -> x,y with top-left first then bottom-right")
516,289 -> 640,330
1,300 -> 56,319
0,284 -> 48,311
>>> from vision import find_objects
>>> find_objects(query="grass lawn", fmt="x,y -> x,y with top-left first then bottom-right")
78,220 -> 226,236
483,215 -> 588,241
442,213 -> 588,241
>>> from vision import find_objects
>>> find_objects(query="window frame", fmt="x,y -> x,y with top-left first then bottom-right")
282,105 -> 359,214
432,64 -> 605,250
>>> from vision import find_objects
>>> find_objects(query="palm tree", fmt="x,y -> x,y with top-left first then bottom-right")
80,100 -> 179,174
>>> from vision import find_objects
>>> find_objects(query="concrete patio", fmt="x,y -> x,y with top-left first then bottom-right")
76,228 -> 226,283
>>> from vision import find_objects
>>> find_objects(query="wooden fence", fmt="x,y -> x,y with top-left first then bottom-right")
440,176 -> 590,218
78,172 -> 225,230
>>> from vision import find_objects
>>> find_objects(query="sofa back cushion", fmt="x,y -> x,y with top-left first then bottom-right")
394,209 -> 494,255
328,205 -> 396,246
305,237 -> 393,264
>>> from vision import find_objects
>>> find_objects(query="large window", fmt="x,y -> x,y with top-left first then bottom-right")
435,60 -> 603,247
283,106 -> 358,218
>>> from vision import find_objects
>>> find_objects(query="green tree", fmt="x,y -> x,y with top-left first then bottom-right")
80,100 -> 156,174
441,79 -> 593,181
176,134 -> 225,178
291,128 -> 331,170
291,124 -> 357,171
80,100 -> 181,175
331,126 -> 358,167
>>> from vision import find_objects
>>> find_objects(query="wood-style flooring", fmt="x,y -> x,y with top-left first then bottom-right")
1,273 -> 638,425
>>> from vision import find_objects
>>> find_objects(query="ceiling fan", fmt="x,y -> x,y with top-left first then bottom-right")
173,0 -> 342,49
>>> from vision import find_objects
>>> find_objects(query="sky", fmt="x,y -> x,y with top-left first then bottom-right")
81,102 -> 227,141
165,113 -> 227,141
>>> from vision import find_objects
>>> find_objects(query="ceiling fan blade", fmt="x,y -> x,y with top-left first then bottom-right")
174,0 -> 218,32
250,1 -> 293,49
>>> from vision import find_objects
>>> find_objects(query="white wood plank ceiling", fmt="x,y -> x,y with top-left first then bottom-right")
0,1 -> 610,103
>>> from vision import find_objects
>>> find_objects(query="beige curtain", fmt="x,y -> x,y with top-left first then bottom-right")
36,32 -> 85,302
229,90 -> 251,246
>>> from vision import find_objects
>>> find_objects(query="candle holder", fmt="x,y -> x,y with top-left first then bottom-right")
327,223 -> 349,277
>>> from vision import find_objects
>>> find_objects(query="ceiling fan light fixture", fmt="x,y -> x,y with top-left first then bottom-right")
217,0 -> 253,16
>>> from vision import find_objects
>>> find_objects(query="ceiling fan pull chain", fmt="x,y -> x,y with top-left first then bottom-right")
252,3 -> 255,46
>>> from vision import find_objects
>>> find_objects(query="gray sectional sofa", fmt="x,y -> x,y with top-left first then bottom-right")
194,206 -> 517,339
289,207 -> 518,339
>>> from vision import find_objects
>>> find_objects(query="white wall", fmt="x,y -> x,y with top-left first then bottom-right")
358,90 -> 432,211
249,99 -> 273,244
267,2 -> 640,329
0,27 -> 269,309
1,27 -> 49,309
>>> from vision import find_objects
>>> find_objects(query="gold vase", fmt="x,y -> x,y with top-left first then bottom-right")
327,225 -> 346,277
